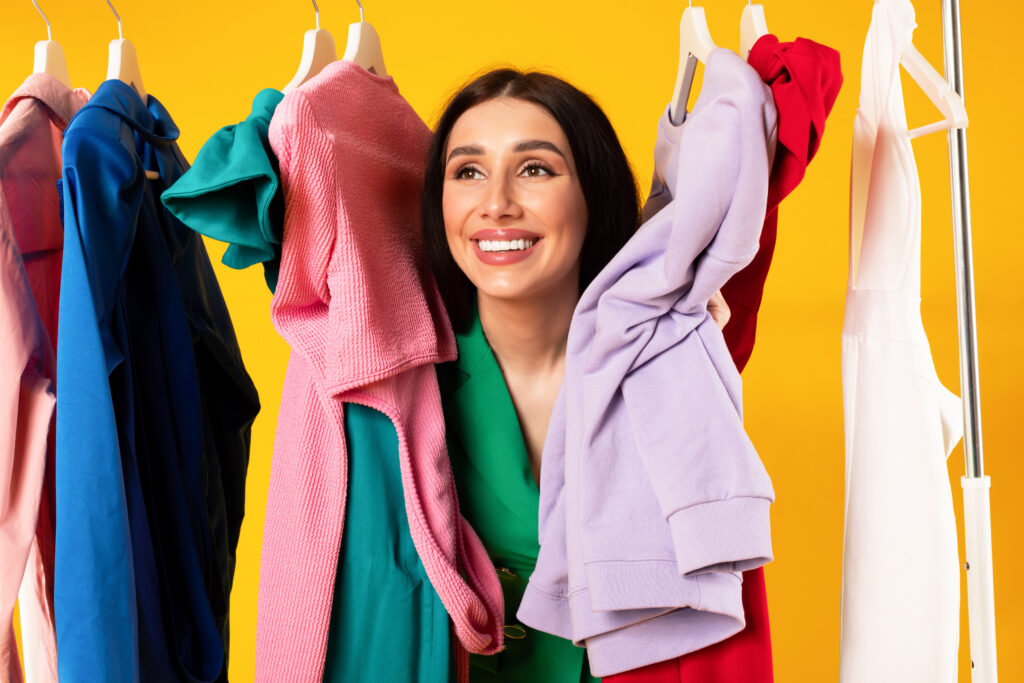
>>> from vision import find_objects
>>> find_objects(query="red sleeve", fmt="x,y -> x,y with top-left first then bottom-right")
721,34 -> 844,373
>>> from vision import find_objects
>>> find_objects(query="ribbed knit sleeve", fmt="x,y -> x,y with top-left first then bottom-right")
256,62 -> 504,683
255,88 -> 345,682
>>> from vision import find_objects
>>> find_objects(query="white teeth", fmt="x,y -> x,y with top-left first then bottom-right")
477,238 -> 536,253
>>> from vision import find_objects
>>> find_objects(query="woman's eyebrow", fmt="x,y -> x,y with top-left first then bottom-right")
446,139 -> 567,165
447,144 -> 484,164
514,139 -> 566,159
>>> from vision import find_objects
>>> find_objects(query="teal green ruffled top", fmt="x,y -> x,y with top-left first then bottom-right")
162,88 -> 285,292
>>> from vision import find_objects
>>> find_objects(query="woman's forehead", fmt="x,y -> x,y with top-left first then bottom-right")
447,97 -> 569,152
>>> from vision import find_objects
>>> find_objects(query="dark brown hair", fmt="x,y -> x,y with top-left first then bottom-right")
421,68 -> 642,332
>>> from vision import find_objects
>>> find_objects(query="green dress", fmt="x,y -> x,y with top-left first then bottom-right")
438,311 -> 600,683
322,404 -> 452,681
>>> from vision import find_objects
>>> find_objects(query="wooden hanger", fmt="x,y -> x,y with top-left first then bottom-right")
105,0 -> 146,100
31,1 -> 72,88
739,1 -> 769,60
284,0 -> 338,92
342,0 -> 387,75
670,1 -> 717,125
900,42 -> 968,138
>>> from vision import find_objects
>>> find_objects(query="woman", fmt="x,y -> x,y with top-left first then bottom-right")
423,68 -> 732,682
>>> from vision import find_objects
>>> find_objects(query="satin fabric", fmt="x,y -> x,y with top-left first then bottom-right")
162,88 -> 285,292
57,80 -> 255,682
322,404 -> 453,682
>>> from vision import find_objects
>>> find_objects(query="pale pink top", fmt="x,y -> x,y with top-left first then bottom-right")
255,61 -> 503,682
0,73 -> 88,683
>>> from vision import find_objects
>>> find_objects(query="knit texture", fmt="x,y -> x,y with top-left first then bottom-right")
256,61 -> 503,682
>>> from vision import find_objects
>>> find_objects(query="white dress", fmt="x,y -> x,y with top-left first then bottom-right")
841,1 -> 964,681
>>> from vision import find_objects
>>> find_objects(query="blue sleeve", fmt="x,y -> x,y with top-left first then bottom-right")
55,125 -> 143,683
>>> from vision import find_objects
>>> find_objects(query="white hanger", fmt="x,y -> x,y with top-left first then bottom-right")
670,1 -> 717,125
739,1 -> 769,60
284,0 -> 338,92
105,0 -> 146,100
32,1 -> 72,88
900,42 -> 968,139
342,0 -> 387,75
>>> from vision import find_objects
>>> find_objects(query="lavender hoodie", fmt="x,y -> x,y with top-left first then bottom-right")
516,49 -> 778,676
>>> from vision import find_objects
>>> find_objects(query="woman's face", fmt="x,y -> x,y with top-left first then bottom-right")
442,97 -> 588,303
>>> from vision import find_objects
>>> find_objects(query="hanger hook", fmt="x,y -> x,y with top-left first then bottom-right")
356,0 -> 365,22
311,0 -> 320,29
105,0 -> 123,40
32,1 -> 53,40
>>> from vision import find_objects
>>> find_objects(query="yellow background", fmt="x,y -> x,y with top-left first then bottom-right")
3,0 -> 1021,680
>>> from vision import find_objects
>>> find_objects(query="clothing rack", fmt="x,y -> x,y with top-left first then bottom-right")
939,0 -> 997,680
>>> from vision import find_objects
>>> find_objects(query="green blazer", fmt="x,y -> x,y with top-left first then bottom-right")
438,311 -> 599,683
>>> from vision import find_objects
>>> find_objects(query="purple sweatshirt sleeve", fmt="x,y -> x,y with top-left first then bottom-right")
521,49 -> 778,676
619,91 -> 778,576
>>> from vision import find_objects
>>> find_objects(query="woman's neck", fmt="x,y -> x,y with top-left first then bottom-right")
477,286 -> 577,378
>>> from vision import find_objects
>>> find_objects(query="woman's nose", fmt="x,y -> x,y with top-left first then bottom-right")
480,175 -> 521,221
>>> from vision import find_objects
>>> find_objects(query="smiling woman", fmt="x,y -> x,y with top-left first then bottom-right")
420,69 -> 643,681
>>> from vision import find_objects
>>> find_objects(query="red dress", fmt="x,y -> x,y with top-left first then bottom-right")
603,34 -> 843,683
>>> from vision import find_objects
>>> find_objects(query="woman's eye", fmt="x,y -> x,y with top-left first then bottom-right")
521,162 -> 553,178
454,165 -> 483,180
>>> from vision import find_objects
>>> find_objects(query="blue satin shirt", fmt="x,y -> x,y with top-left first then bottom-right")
55,80 -> 258,683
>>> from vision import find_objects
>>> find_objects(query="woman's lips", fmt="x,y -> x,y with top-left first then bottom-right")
470,230 -> 542,266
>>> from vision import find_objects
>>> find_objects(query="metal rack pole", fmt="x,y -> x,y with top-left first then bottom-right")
939,0 -> 997,679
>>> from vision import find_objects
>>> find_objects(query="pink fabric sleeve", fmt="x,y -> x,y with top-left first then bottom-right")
0,202 -> 55,683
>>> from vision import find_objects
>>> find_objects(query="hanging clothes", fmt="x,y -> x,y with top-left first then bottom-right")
0,72 -> 87,683
518,49 -> 776,678
162,85 -> 454,682
56,79 -> 257,683
606,34 -> 844,683
840,1 -> 963,680
721,35 -> 844,374
437,306 -> 599,683
255,60 -> 503,683
162,88 -> 285,293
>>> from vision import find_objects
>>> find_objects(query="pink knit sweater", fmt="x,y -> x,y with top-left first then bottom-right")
255,61 -> 503,682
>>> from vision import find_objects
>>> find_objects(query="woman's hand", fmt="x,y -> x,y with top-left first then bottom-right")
709,290 -> 731,330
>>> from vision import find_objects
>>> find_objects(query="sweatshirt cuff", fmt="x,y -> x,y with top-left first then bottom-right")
668,497 -> 773,576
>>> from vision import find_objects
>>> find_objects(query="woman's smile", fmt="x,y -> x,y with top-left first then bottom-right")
470,228 -> 543,264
